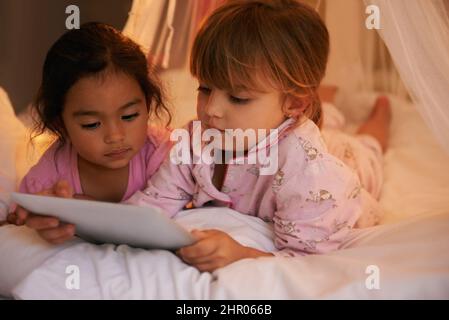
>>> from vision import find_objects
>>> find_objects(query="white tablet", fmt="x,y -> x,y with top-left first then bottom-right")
11,192 -> 195,250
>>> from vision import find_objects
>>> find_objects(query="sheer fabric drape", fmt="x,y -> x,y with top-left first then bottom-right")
123,0 -> 223,69
364,0 -> 449,154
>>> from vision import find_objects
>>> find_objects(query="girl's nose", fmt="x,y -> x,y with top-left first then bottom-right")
104,122 -> 125,144
205,91 -> 225,119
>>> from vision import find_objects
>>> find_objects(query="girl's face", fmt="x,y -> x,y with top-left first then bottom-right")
196,80 -> 289,151
62,71 -> 149,170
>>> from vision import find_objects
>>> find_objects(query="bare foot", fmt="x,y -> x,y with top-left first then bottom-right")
357,96 -> 392,153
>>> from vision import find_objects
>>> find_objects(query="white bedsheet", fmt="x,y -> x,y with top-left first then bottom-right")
7,208 -> 449,299
1,84 -> 449,299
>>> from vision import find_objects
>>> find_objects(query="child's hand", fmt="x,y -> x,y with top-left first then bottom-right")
6,180 -> 76,244
13,205 -> 75,244
177,229 -> 272,272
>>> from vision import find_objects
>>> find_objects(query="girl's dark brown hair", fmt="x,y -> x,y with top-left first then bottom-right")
33,22 -> 171,145
191,0 -> 329,126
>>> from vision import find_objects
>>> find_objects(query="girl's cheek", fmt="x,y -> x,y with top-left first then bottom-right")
197,104 -> 208,122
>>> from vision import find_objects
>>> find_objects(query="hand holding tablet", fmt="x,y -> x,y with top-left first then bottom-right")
11,192 -> 195,250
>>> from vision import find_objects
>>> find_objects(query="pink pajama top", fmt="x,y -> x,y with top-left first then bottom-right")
19,127 -> 171,201
127,118 -> 383,257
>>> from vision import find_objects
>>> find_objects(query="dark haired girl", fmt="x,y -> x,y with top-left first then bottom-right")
9,22 -> 172,243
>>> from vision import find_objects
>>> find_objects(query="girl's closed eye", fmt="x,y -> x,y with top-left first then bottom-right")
80,112 -> 140,129
229,95 -> 250,105
198,85 -> 251,104
121,112 -> 140,121
81,122 -> 100,130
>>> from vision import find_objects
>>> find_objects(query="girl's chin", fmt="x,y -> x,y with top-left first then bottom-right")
104,158 -> 131,169
89,158 -> 131,170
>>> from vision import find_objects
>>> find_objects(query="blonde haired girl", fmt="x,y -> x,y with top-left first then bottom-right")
127,0 -> 386,271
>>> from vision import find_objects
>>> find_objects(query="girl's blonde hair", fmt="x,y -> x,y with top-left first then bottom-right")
190,0 -> 329,126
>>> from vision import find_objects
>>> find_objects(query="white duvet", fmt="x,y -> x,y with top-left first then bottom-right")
1,81 -> 449,299
2,208 -> 449,299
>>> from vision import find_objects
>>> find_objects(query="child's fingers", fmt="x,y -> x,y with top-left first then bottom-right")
37,224 -> 75,243
53,180 -> 74,198
6,211 -> 18,225
179,230 -> 225,261
190,229 -> 211,241
181,253 -> 216,266
45,226 -> 76,245
15,206 -> 30,225
37,189 -> 53,196
179,240 -> 216,260
194,261 -> 220,273
25,214 -> 60,230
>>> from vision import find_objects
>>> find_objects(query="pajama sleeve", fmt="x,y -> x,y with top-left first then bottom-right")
125,155 -> 195,218
272,156 -> 364,257
18,146 -> 62,195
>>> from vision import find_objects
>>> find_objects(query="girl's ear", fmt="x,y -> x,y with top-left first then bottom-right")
283,95 -> 312,119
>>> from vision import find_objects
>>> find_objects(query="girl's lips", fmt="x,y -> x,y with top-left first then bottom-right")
205,123 -> 225,132
104,148 -> 131,159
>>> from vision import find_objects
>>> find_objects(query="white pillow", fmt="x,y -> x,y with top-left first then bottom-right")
0,88 -> 27,221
